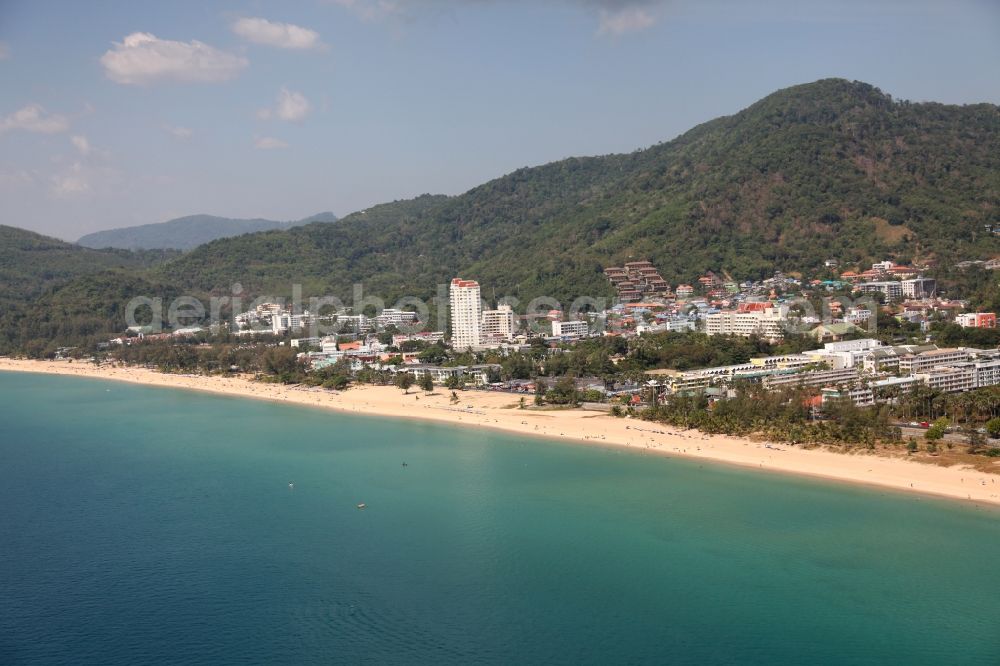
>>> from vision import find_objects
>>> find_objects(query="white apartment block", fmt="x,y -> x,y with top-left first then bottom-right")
806,338 -> 883,369
334,314 -> 372,334
450,278 -> 482,350
481,304 -> 515,343
843,308 -> 872,324
916,365 -> 976,393
898,348 -> 971,375
855,281 -> 903,300
374,309 -> 419,329
552,320 -> 589,337
704,306 -> 788,341
901,278 -> 936,299
272,312 -> 319,334
392,331 -> 446,347
974,358 -> 1000,388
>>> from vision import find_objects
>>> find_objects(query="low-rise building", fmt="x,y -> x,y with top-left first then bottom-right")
481,304 -> 516,343
705,305 -> 788,341
898,348 -> 971,375
902,277 -> 936,299
956,312 -> 997,329
404,364 -> 500,386
763,367 -> 860,390
374,309 -> 419,329
392,331 -> 446,347
552,320 -> 589,337
973,357 -> 1000,388
915,365 -> 976,393
806,338 -> 883,369
855,281 -> 903,301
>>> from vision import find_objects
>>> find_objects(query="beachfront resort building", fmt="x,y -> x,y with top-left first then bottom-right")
450,278 -> 482,350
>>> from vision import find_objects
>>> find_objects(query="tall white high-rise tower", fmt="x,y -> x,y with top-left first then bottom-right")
449,278 -> 482,350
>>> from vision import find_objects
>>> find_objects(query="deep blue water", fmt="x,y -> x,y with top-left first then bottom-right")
1,371 -> 999,665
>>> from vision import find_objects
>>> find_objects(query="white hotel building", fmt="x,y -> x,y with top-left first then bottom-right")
704,305 -> 789,341
481,304 -> 515,344
450,278 -> 482,350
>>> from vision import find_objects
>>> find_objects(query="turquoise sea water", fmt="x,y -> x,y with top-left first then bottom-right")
1,372 -> 999,665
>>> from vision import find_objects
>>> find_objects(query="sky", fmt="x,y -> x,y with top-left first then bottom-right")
1,0 -> 998,241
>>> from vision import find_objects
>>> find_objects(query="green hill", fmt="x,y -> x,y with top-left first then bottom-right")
0,225 -> 178,353
159,79 -> 1000,304
3,79 -> 999,352
0,225 -> 175,297
77,211 -> 338,251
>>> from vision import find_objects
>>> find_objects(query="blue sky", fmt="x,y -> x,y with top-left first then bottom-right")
1,0 -> 998,241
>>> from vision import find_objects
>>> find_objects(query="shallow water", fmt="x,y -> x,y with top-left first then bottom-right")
2,372 -> 999,665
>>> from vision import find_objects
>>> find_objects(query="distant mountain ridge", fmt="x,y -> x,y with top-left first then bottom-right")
77,212 -> 338,251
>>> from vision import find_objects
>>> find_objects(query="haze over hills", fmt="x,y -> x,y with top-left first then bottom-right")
77,212 -> 338,251
2,79 -> 999,353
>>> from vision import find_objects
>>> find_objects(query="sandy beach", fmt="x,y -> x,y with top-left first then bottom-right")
2,357 -> 999,507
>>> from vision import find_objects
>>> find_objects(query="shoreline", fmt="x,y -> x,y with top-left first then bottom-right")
2,358 -> 999,507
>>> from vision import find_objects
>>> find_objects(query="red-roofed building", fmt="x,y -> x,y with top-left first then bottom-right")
738,302 -> 771,313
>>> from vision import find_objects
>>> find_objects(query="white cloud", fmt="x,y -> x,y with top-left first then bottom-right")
47,157 -> 120,199
165,125 -> 193,139
71,135 -> 91,155
276,88 -> 311,121
0,104 -> 70,134
232,17 -> 325,50
50,162 -> 91,197
100,32 -> 248,85
329,0 -> 402,22
254,136 -> 289,149
597,6 -> 657,36
258,87 -> 312,122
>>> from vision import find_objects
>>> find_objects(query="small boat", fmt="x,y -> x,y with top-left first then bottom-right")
288,482 -> 294,489
356,503 -> 367,509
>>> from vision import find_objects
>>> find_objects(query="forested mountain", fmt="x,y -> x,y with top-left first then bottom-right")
159,79 -> 1000,304
77,211 -> 338,251
2,79 -> 999,352
0,226 -> 178,353
0,225 -> 176,299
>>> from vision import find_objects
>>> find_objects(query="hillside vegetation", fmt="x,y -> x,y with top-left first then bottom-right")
0,225 -> 178,353
159,79 -> 1000,304
2,79 -> 999,352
